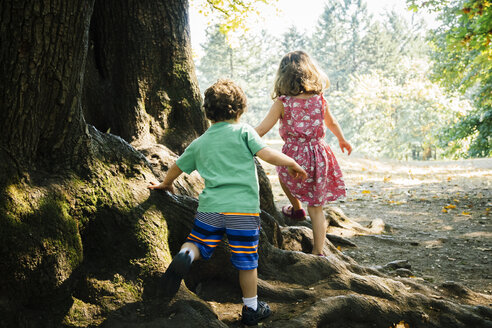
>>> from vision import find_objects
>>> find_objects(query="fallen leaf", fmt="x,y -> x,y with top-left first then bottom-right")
442,209 -> 448,213
383,176 -> 391,182
447,177 -> 452,181
461,211 -> 471,216
391,320 -> 410,328
362,190 -> 371,194
336,246 -> 342,251
444,204 -> 456,209
453,199 -> 459,203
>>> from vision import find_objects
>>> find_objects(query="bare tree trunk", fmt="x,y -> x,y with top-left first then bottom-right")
0,0 -> 94,172
82,0 -> 207,153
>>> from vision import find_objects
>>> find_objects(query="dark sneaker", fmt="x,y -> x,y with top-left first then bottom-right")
162,251 -> 192,298
241,300 -> 271,326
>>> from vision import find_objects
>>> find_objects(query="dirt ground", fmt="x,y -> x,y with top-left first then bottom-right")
189,142 -> 492,327
260,141 -> 492,296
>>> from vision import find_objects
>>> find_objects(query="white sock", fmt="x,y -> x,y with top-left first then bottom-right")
179,247 -> 195,262
242,295 -> 258,310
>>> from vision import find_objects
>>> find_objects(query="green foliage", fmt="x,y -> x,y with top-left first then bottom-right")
195,0 -> 482,159
196,25 -> 234,88
196,24 -> 279,130
311,0 -> 372,91
407,0 -> 451,12
407,0 -> 492,157
439,107 -> 492,158
339,62 -> 468,159
312,0 -> 463,159
280,26 -> 309,55
192,0 -> 277,34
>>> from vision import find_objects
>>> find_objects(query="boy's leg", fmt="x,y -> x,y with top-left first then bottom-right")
162,213 -> 225,298
307,205 -> 327,255
224,213 -> 271,325
180,242 -> 201,261
239,268 -> 257,299
239,268 -> 271,325
161,245 -> 194,297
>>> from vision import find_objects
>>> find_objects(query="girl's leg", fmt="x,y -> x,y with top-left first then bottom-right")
280,180 -> 302,211
307,206 -> 327,255
239,268 -> 258,298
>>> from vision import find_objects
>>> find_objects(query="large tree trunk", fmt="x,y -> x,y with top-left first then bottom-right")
0,0 -> 93,171
82,0 -> 207,153
1,1 -> 492,328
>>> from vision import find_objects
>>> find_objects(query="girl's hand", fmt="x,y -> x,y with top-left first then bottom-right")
339,140 -> 352,155
288,164 -> 308,180
148,181 -> 175,193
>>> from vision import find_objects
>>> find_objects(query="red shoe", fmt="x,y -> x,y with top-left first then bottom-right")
281,205 -> 306,221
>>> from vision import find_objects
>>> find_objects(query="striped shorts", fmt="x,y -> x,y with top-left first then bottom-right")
186,212 -> 260,270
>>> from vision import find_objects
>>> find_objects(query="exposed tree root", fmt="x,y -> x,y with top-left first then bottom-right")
2,135 -> 491,327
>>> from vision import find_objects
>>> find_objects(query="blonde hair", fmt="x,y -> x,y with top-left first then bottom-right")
272,50 -> 330,99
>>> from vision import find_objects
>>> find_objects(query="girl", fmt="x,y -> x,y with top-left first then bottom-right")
256,50 -> 352,256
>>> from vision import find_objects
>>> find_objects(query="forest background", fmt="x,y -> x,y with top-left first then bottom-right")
191,0 -> 491,160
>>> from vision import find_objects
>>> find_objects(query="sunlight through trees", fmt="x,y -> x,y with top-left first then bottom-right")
194,0 -> 486,159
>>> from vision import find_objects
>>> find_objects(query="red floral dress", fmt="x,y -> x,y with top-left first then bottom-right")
276,94 -> 346,206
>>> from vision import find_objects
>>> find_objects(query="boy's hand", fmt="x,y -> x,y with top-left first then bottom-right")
339,140 -> 352,155
288,163 -> 308,180
148,181 -> 175,193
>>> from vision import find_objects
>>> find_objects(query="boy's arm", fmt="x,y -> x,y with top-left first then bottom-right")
148,163 -> 183,193
256,147 -> 307,179
323,104 -> 352,155
255,99 -> 283,137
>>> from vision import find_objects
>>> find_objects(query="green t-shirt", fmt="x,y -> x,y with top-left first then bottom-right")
176,122 -> 267,213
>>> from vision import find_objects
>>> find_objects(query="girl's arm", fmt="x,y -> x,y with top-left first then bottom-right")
255,99 -> 283,137
256,147 -> 307,180
148,163 -> 183,193
323,104 -> 352,155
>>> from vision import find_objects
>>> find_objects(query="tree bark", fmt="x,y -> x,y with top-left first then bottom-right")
83,0 -> 207,153
0,0 -> 94,171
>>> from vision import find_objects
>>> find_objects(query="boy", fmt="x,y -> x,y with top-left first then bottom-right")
148,79 -> 307,326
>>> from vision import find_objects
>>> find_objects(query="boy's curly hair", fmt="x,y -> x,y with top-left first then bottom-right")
203,79 -> 247,122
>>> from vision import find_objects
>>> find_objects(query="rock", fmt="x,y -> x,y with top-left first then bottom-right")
440,281 -> 471,296
326,234 -> 357,247
383,260 -> 411,270
281,226 -> 314,253
395,268 -> 414,277
367,218 -> 385,233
